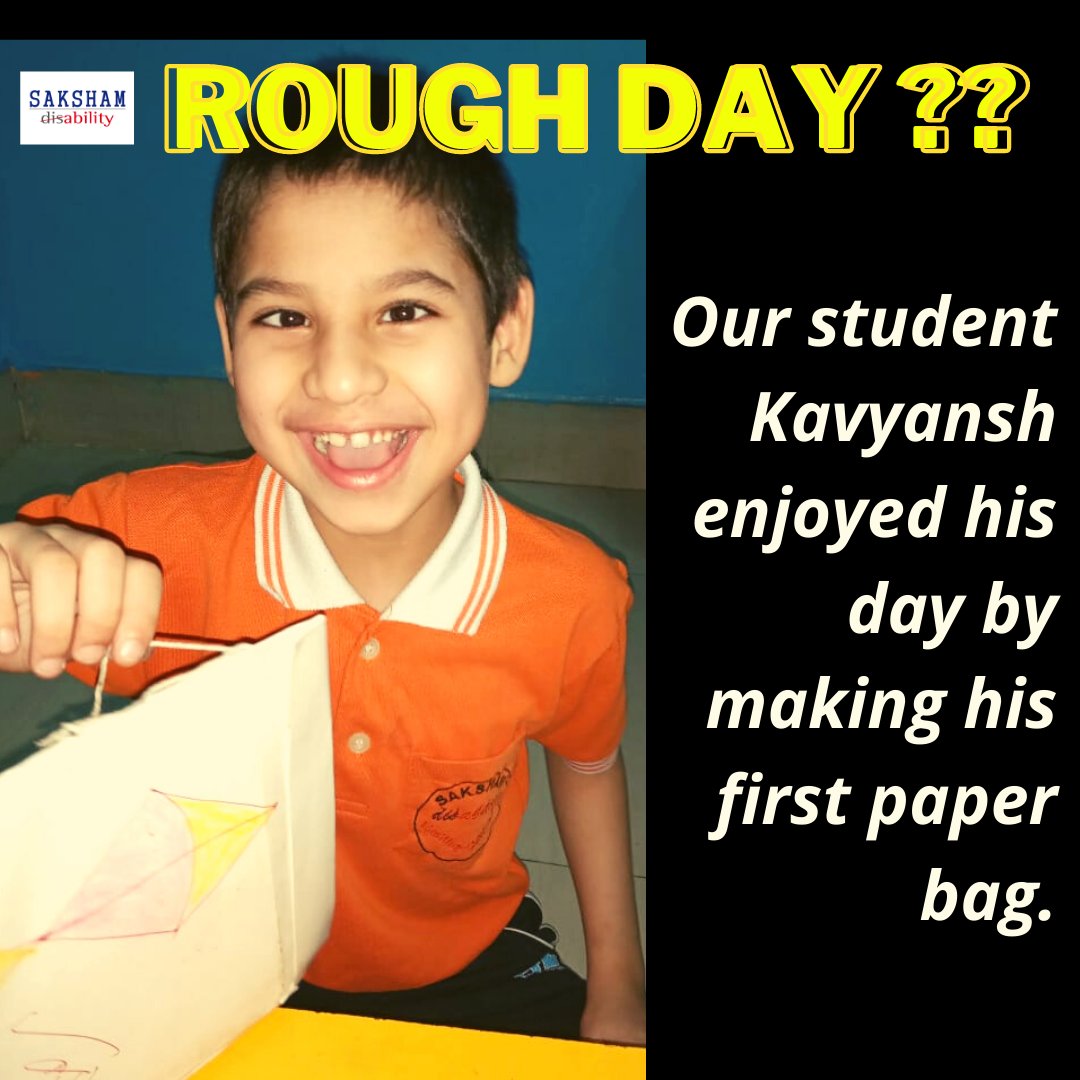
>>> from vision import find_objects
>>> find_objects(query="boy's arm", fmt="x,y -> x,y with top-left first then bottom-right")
0,521 -> 162,677
545,747 -> 646,1046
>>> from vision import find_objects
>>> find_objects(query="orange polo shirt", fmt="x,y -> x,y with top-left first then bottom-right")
20,455 -> 630,992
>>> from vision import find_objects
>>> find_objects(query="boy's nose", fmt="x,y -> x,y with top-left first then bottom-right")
304,330 -> 388,404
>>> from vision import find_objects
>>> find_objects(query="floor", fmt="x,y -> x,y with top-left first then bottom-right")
0,444 -> 645,976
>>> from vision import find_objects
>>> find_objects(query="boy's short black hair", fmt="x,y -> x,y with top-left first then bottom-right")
212,70 -> 530,337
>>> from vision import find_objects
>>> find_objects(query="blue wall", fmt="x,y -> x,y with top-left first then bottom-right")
0,40 -> 644,405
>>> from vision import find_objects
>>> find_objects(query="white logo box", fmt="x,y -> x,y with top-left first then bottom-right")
20,70 -> 135,146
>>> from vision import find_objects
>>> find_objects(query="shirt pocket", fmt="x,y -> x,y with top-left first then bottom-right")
395,742 -> 526,868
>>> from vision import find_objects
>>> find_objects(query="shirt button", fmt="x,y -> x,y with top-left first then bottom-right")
347,731 -> 372,755
360,638 -> 381,661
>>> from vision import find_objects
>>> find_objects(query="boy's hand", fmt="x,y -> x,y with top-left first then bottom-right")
581,981 -> 646,1046
0,522 -> 162,678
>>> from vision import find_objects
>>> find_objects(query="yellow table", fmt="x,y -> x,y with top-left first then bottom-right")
191,1009 -> 645,1079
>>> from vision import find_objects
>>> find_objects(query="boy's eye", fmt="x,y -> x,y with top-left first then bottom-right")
380,302 -> 433,324
257,309 -> 309,329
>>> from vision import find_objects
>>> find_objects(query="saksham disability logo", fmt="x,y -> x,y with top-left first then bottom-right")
20,72 -> 135,146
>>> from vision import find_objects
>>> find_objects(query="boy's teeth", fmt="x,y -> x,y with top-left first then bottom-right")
313,429 -> 405,456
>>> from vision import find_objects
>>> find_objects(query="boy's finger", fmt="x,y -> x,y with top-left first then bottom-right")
20,534 -> 79,678
69,534 -> 127,665
0,548 -> 22,658
111,556 -> 163,666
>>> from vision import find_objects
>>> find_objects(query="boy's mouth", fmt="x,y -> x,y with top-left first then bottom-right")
311,428 -> 412,472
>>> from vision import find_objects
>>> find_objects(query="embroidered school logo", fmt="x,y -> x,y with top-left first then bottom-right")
413,767 -> 512,861
20,71 -> 135,146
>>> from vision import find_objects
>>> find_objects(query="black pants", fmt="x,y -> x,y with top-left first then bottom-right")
285,895 -> 587,1040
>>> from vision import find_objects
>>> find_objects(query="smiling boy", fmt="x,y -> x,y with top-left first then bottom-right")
0,111 -> 645,1043
220,177 -> 516,610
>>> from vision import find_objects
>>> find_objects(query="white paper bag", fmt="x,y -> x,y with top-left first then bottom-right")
0,615 -> 335,1080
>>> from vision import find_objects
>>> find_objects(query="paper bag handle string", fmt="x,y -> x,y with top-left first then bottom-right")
91,638 -> 230,718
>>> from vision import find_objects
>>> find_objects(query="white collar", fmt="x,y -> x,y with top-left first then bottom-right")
252,454 -> 507,635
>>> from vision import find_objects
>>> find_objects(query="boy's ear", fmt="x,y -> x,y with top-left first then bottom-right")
488,278 -> 534,389
214,296 -> 236,387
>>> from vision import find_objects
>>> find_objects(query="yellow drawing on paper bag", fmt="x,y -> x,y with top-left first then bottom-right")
169,793 -> 276,914
0,948 -> 36,987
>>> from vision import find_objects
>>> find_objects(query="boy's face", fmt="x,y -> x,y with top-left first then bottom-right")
216,176 -> 529,557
